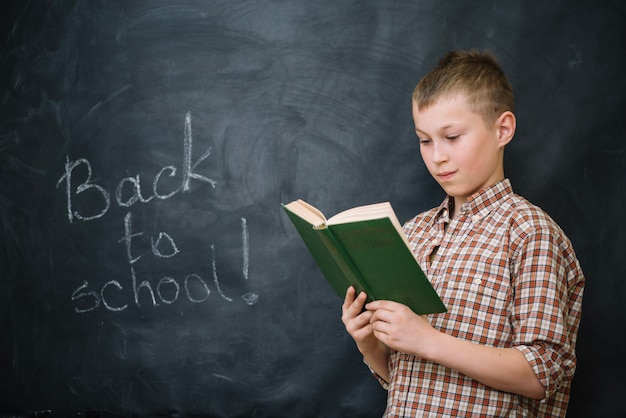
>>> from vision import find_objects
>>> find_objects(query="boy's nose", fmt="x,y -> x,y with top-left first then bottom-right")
431,142 -> 448,163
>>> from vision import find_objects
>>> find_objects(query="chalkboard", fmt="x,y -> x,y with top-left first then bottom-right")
1,1 -> 624,417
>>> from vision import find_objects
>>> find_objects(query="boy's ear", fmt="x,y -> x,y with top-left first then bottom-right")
496,111 -> 516,147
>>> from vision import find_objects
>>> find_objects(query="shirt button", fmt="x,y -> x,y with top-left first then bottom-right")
471,215 -> 481,223
474,279 -> 482,285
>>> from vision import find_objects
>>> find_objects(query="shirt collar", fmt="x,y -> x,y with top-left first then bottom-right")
435,179 -> 514,222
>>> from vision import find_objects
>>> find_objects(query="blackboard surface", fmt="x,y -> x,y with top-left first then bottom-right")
1,1 -> 624,417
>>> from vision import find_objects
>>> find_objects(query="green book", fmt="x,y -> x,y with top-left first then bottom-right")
282,199 -> 447,315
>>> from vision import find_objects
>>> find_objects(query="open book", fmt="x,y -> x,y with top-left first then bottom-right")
282,199 -> 446,315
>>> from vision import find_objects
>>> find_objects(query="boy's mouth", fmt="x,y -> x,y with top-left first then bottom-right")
437,170 -> 456,181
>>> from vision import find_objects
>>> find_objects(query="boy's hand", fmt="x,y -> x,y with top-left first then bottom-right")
366,300 -> 440,358
341,287 -> 380,355
342,287 -> 392,382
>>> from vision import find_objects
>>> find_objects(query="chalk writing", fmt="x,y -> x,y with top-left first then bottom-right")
60,111 -> 258,314
56,111 -> 216,223
240,217 -> 258,306
211,244 -> 233,302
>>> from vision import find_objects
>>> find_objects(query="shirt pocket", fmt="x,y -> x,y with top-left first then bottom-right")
441,264 -> 510,302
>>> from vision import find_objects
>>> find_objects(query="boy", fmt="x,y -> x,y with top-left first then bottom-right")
341,50 -> 585,417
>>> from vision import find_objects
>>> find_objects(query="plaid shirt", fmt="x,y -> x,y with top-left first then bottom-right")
378,179 -> 584,417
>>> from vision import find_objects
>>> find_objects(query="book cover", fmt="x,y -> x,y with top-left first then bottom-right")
282,201 -> 447,315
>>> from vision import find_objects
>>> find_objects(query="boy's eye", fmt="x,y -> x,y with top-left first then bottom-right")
417,135 -> 432,145
446,135 -> 460,141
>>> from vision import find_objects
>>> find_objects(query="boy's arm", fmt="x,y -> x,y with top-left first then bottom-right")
425,321 -> 546,400
342,288 -> 391,383
367,301 -> 546,400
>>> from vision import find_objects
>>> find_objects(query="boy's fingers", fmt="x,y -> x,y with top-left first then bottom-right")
353,291 -> 368,310
343,289 -> 368,315
343,286 -> 359,309
366,299 -> 401,311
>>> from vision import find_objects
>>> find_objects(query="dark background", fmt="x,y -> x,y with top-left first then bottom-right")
1,1 -> 624,417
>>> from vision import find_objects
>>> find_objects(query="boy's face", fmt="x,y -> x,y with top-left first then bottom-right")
412,94 -> 514,211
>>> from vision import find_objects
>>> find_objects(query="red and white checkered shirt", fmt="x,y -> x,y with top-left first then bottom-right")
377,179 -> 584,417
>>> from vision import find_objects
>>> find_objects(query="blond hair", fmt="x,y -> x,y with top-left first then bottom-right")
412,50 -> 514,125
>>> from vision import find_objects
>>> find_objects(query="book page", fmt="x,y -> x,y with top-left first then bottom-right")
327,202 -> 392,224
327,202 -> 410,247
283,200 -> 327,227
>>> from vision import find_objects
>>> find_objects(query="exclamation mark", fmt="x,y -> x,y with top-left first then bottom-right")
240,217 -> 258,305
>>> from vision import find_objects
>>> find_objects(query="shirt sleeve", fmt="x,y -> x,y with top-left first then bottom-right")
363,350 -> 395,390
509,219 -> 584,399
366,360 -> 390,390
